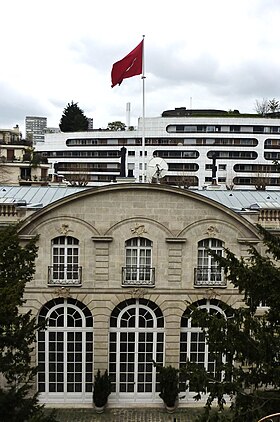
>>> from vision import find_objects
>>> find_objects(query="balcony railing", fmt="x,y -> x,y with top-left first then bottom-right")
48,265 -> 82,286
122,266 -> 155,287
194,267 -> 226,287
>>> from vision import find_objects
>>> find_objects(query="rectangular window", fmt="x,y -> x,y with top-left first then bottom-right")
253,126 -> 264,133
230,126 -> 240,132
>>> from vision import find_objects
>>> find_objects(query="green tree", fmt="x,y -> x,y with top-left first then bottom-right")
186,225 -> 280,422
0,224 -> 56,422
59,101 -> 88,132
268,98 -> 280,113
107,121 -> 126,131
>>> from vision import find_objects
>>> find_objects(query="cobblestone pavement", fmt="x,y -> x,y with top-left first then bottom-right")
47,407 -> 203,422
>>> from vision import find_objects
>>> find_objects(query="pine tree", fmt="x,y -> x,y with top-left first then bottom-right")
59,101 -> 88,132
185,224 -> 280,421
0,224 -> 56,422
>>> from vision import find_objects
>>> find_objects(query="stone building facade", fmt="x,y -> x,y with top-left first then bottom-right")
0,126 -> 49,185
17,183 -> 261,407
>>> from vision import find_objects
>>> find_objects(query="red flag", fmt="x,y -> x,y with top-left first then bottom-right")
111,40 -> 143,88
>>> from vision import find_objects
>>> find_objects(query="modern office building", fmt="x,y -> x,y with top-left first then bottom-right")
25,116 -> 47,144
35,108 -> 280,189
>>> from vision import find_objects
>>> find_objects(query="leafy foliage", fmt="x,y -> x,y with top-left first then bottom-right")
59,101 -> 88,132
187,225 -> 280,421
153,361 -> 180,407
107,121 -> 126,131
0,224 -> 57,421
92,369 -> 111,407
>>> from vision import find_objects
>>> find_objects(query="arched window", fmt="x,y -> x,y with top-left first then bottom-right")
109,298 -> 164,403
49,236 -> 81,285
122,238 -> 154,286
195,238 -> 225,287
180,299 -> 229,400
37,298 -> 93,403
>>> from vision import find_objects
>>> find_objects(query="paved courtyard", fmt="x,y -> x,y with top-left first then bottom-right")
46,407 -> 204,422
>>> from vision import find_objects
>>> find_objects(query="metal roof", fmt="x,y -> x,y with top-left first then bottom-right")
196,190 -> 280,210
0,185 -> 88,208
1,185 -> 280,211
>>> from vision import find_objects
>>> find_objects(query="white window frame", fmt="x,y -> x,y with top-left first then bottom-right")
37,299 -> 93,404
50,236 -> 80,285
195,238 -> 225,287
109,299 -> 164,404
123,238 -> 154,285
180,299 -> 227,402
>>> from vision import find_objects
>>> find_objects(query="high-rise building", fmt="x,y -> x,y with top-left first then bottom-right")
25,116 -> 47,144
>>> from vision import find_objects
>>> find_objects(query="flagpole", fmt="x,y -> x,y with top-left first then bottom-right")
141,35 -> 146,183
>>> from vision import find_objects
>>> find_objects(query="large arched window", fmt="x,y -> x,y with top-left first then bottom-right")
37,298 -> 93,404
122,237 -> 154,286
180,299 -> 229,400
49,236 -> 81,285
109,298 -> 164,403
195,238 -> 225,287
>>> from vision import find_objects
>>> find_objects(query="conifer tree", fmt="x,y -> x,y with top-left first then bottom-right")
0,224 -> 56,421
59,101 -> 88,132
185,224 -> 280,421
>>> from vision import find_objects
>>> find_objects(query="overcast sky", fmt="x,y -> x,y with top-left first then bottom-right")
1,0 -> 280,135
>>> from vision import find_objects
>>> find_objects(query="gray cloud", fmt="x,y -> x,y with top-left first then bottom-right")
0,82 -> 48,129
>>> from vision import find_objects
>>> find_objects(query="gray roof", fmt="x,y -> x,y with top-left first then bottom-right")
1,185 -> 280,211
0,185 -> 88,208
196,190 -> 280,211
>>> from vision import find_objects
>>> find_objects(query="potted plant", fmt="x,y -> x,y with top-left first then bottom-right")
92,369 -> 111,413
154,362 -> 180,412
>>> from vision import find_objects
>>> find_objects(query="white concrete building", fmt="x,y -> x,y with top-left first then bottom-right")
35,108 -> 280,189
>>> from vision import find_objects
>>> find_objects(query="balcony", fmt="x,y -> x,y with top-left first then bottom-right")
122,266 -> 155,287
194,267 -> 226,287
48,265 -> 82,286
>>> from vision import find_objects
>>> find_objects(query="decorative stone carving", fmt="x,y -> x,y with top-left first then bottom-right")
205,225 -> 219,237
203,288 -> 221,300
131,223 -> 147,236
57,224 -> 74,236
54,287 -> 72,298
128,287 -> 148,298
